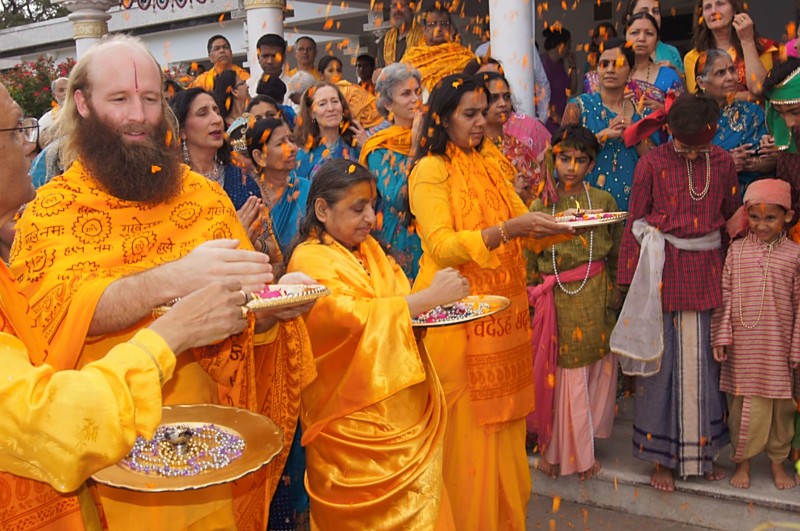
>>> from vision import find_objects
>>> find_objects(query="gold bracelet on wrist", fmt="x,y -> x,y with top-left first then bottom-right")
498,222 -> 510,244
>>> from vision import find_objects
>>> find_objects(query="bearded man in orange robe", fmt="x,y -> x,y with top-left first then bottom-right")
11,34 -> 316,531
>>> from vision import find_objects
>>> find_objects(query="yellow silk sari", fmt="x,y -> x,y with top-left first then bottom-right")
288,234 -> 453,530
10,162 -> 315,531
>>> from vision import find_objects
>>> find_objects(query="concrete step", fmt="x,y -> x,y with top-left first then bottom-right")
527,400 -> 800,531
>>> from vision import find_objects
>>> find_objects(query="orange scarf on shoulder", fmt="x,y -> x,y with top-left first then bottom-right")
358,125 -> 413,166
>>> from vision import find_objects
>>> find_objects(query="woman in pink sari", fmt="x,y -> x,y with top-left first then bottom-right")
479,71 -> 551,206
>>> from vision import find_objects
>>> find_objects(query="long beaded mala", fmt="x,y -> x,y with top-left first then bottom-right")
123,424 -> 245,477
736,234 -> 781,329
687,152 -> 711,201
551,182 -> 594,295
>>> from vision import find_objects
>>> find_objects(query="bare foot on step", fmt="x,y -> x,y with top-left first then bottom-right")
729,460 -> 750,489
579,460 -> 601,480
537,458 -> 559,479
771,462 -> 797,490
703,463 -> 726,482
650,465 -> 675,491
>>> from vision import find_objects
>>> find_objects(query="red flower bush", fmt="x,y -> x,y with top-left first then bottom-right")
1,55 -> 76,119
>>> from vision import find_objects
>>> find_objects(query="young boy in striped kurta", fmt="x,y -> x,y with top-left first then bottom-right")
712,179 -> 800,490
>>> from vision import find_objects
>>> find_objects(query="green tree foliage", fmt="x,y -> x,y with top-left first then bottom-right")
1,56 -> 75,118
0,0 -> 68,29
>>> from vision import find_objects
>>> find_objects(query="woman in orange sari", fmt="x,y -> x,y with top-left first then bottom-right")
287,159 -> 469,530
409,73 -> 575,530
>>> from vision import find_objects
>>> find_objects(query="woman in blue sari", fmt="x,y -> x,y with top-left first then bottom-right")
358,63 -> 423,281
694,49 -> 776,191
247,118 -> 310,257
562,38 -> 654,210
292,82 -> 366,180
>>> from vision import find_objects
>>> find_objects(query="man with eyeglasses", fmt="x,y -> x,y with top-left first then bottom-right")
401,6 -> 474,97
612,93 -> 739,492
0,79 -> 253,530
191,34 -> 250,92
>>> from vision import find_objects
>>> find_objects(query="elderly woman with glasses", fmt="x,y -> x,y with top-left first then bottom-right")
357,63 -> 424,280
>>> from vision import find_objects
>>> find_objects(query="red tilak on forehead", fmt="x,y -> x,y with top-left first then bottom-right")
134,62 -> 139,92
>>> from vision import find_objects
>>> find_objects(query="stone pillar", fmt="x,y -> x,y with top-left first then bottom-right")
244,0 -> 284,84
55,0 -> 115,59
489,0 -> 536,116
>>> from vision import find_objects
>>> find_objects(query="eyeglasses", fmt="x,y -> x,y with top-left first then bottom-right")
425,20 -> 451,28
0,117 -> 39,144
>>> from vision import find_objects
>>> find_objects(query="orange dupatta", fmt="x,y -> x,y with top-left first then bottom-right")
357,124 -> 413,166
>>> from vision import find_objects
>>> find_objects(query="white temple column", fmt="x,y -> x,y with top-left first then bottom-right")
489,0 -> 536,116
244,0 -> 285,83
55,0 -> 115,59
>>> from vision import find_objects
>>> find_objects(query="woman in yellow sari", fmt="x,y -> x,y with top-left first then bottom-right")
409,73 -> 575,530
287,159 -> 469,530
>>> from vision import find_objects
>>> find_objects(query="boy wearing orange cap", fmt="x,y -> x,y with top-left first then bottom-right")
712,179 -> 800,490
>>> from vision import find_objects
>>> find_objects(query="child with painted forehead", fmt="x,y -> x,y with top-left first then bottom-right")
711,178 -> 800,490
527,124 -> 623,480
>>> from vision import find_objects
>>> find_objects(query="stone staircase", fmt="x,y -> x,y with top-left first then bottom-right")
527,398 -> 800,531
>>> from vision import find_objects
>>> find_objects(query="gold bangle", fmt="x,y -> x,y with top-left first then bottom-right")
498,222 -> 510,244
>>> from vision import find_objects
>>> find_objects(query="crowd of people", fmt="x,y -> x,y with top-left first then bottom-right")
2,0 -> 800,530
